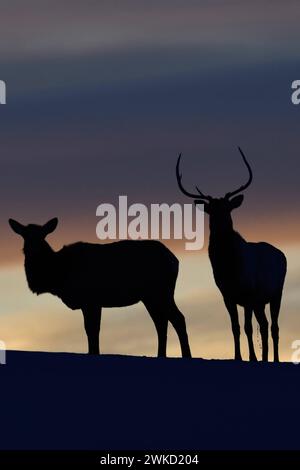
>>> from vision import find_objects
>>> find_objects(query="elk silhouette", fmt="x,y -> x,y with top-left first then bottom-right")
9,218 -> 191,357
176,148 -> 287,362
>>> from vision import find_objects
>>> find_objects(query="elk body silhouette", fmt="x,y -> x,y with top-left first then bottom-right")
176,148 -> 287,362
9,218 -> 191,357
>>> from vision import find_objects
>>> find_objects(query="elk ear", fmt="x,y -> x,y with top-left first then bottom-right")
43,218 -> 58,236
194,200 -> 210,214
229,195 -> 244,211
9,219 -> 26,236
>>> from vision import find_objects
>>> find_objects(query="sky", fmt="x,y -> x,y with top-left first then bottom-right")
0,0 -> 300,361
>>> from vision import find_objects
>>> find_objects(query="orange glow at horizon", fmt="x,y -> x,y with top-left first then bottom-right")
0,243 -> 298,363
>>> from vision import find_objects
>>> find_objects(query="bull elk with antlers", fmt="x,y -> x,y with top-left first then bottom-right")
176,148 -> 287,362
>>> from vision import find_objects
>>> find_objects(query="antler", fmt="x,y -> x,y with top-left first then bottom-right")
225,147 -> 253,199
176,153 -> 211,200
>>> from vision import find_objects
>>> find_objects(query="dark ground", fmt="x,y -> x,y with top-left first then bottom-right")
0,351 -> 299,450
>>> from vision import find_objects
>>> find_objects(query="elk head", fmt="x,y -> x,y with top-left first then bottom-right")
9,218 -> 58,253
176,147 -> 253,232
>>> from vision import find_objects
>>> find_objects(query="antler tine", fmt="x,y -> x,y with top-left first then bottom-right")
176,153 -> 211,200
195,185 -> 210,199
225,147 -> 253,199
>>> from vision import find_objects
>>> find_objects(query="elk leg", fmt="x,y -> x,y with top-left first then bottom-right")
254,305 -> 269,362
244,306 -> 257,362
224,298 -> 242,360
168,300 -> 192,358
155,317 -> 168,358
82,306 -> 102,355
270,293 -> 282,362
143,300 -> 168,358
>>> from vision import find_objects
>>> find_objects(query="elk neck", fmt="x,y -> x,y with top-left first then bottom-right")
23,240 -> 57,295
208,213 -> 245,270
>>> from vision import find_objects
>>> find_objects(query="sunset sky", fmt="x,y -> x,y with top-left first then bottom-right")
0,1 -> 299,361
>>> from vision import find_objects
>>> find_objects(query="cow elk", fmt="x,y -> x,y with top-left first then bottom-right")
9,218 -> 192,358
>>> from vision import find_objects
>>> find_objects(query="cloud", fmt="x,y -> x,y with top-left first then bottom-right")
1,1 -> 299,60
